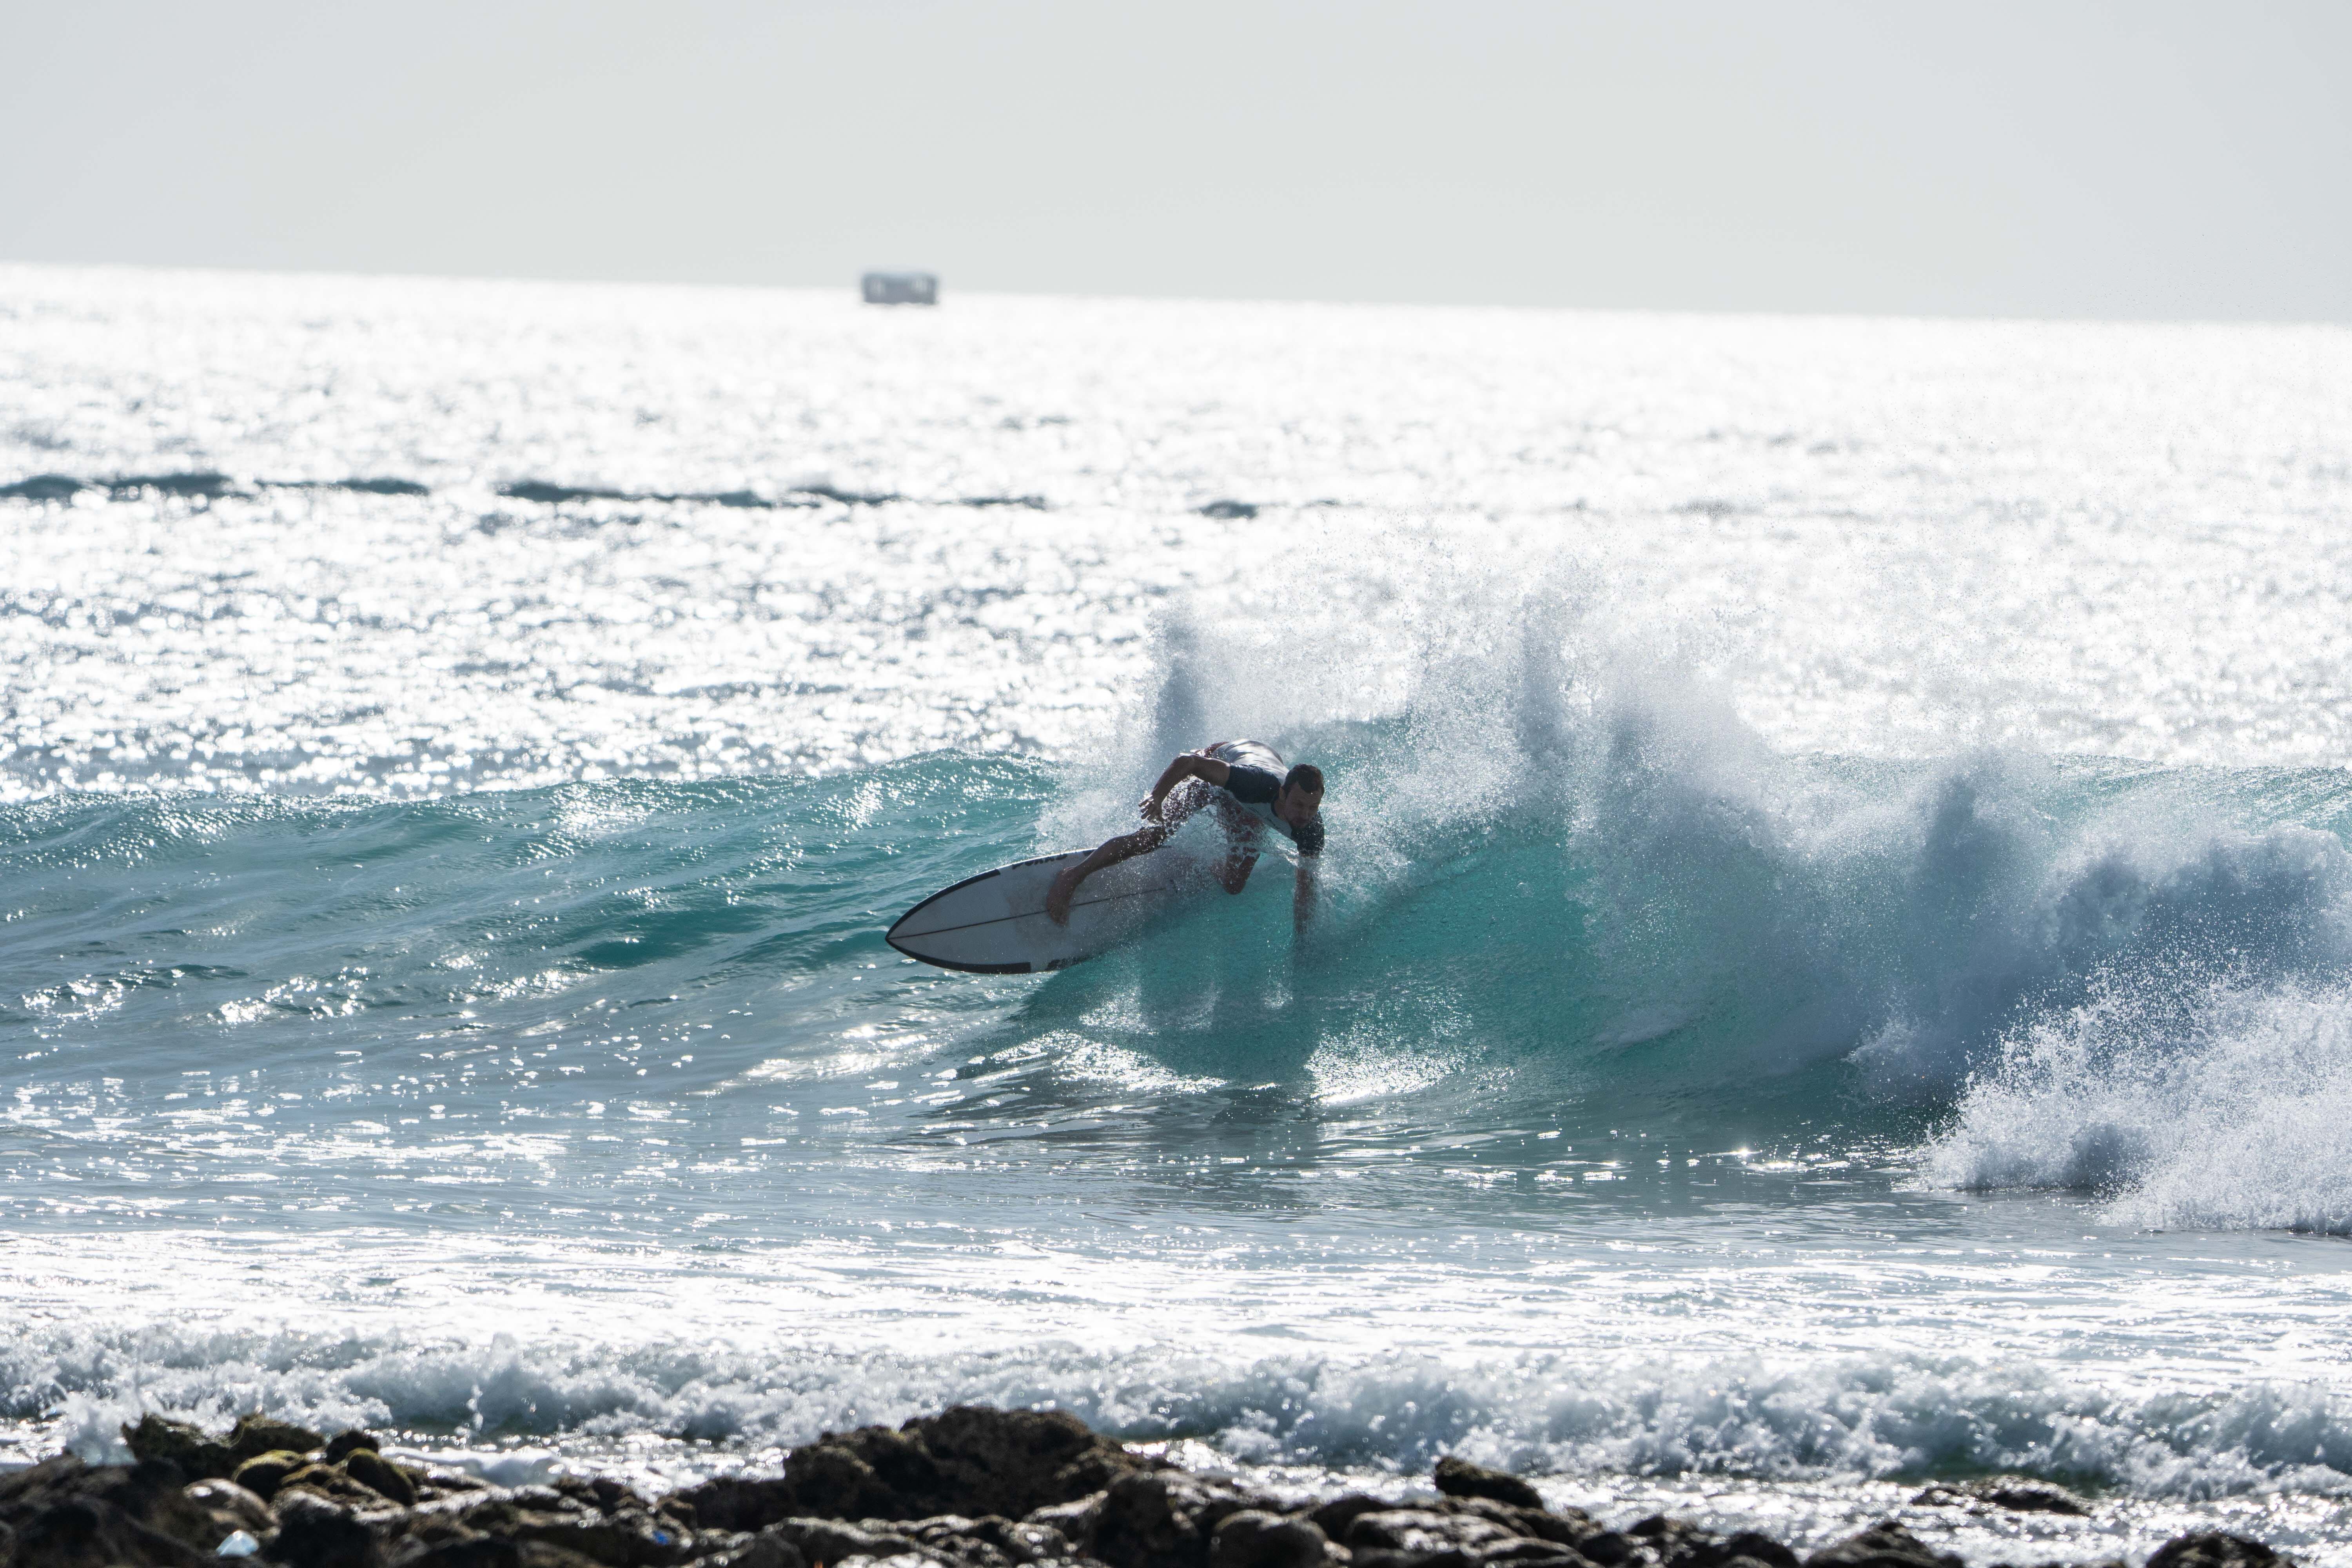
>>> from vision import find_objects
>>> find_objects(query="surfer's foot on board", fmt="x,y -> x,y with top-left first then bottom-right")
1045,866 -> 1079,926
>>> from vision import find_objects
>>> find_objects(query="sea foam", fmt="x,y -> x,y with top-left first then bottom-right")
12,1319 -> 2351,1502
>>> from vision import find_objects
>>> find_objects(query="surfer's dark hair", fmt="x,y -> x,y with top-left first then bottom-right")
1284,764 -> 1324,796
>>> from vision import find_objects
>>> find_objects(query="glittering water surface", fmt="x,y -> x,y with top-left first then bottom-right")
5,264 -> 2352,1559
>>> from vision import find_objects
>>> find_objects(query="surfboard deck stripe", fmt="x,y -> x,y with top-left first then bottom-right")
886,848 -> 1198,973
890,878 -> 1174,942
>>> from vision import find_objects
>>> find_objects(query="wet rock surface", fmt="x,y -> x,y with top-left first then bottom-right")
1804,1523 -> 1966,1568
1908,1482 -> 2092,1519
676,1407 -> 1157,1532
0,1406 -> 2301,1568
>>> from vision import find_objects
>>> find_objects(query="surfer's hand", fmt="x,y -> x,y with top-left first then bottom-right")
1139,793 -> 1164,822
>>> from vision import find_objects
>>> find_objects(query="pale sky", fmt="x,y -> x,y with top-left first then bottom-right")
5,0 -> 2349,320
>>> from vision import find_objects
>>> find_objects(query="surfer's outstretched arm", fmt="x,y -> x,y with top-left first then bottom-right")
1140,750 -> 1230,820
1292,858 -> 1317,930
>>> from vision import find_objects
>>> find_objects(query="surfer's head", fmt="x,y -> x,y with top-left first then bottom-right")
1276,763 -> 1323,827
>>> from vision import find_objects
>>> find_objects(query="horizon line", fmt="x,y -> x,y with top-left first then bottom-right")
5,254 -> 2347,335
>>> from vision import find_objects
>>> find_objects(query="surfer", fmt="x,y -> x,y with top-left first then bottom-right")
1045,740 -> 1324,929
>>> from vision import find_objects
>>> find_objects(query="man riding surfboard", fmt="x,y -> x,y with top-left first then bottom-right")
1045,740 -> 1324,930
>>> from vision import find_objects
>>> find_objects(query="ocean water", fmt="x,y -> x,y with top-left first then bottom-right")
6,263 -> 2352,1562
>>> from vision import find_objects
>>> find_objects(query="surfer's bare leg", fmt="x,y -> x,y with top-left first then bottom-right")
1045,826 -> 1165,925
1214,799 -> 1261,894
1046,779 -> 1206,925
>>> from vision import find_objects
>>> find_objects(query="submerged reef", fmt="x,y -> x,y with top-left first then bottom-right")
0,1405 -> 2294,1568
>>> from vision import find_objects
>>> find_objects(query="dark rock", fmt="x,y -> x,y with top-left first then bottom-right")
279,1465 -> 393,1512
1438,1499 -> 1598,1550
4,1418 -> 2311,1568
515,1541 -> 611,1568
1432,1460 -> 1545,1515
1623,1521 -> 1702,1556
266,1493 -> 385,1568
666,1481 -> 793,1538
327,1434 -> 384,1465
8,1492 -> 212,1568
2145,1535 -> 2296,1568
1803,1523 -> 1961,1568
542,1478 -> 598,1511
697,1531 -> 805,1568
232,1418 -> 328,1466
786,1444 -> 904,1526
1482,1544 -> 1591,1568
1210,1511 -> 1331,1568
759,1517 -> 942,1566
236,1452 -> 313,1501
1352,1551 -> 1477,1568
1622,1519 -> 1791,1568
187,1478 -> 276,1539
123,1416 -> 237,1481
1024,1492 -> 1108,1545
1906,1480 -> 2089,1518
120,1413 -> 327,1483
394,1541 -> 523,1568
580,1479 -> 637,1516
387,1506 -> 505,1565
121,1458 -> 231,1546
1706,1537 -> 1798,1568
505,1489 -> 575,1515
1612,1521 -> 1795,1568
897,1516 -> 1027,1568
960,1515 -> 1078,1565
1575,1535 -> 1646,1568
1307,1497 -> 1389,1543
0,1458 -> 229,1568
676,1406 -> 1152,1529
1345,1509 -> 1527,1559
343,1452 -> 419,1508
1092,1472 -> 1268,1568
505,1509 -> 690,1568
0,1455 -> 225,1562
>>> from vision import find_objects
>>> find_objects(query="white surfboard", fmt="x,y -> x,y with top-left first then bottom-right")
886,849 -> 1201,973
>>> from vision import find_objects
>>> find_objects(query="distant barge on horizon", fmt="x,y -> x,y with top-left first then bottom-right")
861,271 -> 938,305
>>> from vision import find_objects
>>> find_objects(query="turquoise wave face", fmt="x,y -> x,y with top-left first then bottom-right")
10,733 -> 2352,1241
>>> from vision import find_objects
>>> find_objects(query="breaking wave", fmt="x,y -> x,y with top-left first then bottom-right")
11,581 -> 2352,1231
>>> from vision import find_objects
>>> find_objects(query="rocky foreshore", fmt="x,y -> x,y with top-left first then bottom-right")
0,1406 -> 2296,1568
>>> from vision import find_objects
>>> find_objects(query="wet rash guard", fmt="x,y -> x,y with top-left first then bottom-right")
1206,742 -> 1325,857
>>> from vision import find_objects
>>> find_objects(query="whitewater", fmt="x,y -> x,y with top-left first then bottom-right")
5,262 -> 2352,1562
